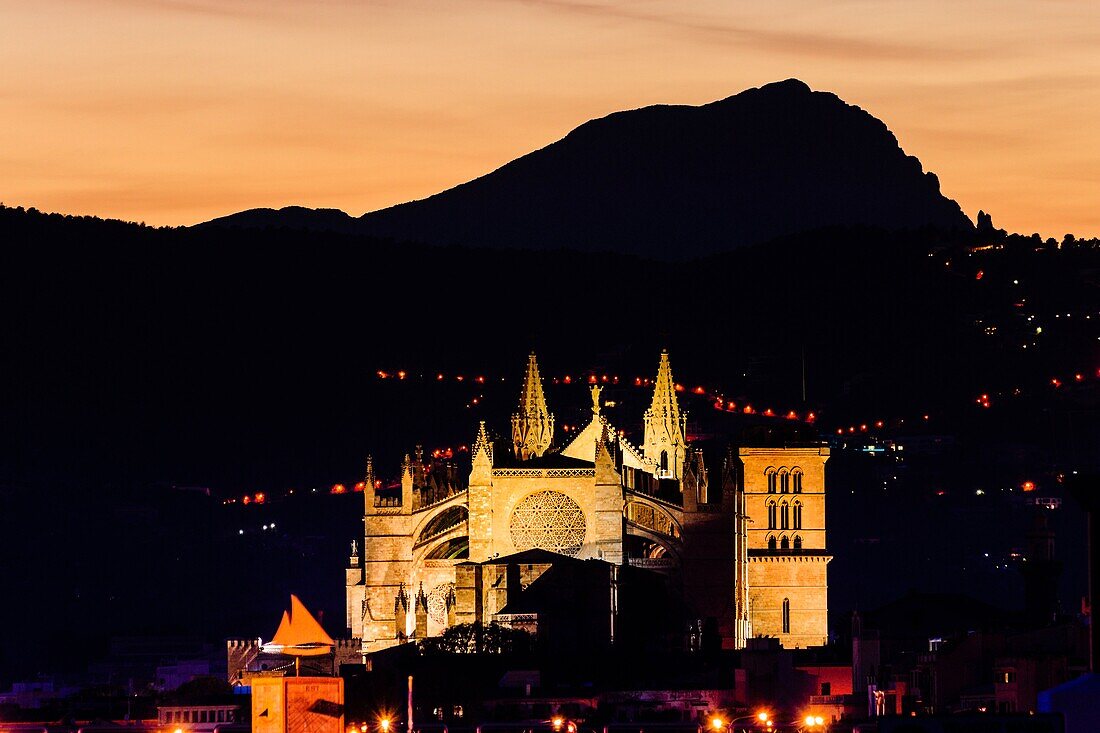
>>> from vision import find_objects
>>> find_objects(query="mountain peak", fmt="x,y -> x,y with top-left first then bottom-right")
750,77 -> 813,96
205,82 -> 972,258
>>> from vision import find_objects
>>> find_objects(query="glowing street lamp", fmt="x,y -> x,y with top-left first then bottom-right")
379,718 -> 392,733
710,717 -> 726,731
727,711 -> 770,731
552,717 -> 565,732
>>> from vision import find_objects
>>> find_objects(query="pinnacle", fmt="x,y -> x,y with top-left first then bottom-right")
517,352 -> 550,415
649,349 -> 680,418
473,420 -> 493,462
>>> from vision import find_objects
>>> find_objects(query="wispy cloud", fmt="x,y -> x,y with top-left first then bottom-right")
508,0 -> 997,61
100,0 -> 275,21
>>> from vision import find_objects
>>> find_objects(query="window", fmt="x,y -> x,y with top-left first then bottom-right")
781,502 -> 789,529
793,469 -> 803,493
766,470 -> 777,493
768,535 -> 777,551
782,598 -> 791,633
660,450 -> 669,473
780,470 -> 790,493
780,535 -> 790,550
767,501 -> 777,529
793,501 -> 802,529
794,535 -> 802,550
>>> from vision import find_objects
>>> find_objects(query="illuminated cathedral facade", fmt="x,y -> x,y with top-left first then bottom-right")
345,352 -> 830,654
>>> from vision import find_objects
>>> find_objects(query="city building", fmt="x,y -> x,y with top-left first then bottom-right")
345,352 -> 831,655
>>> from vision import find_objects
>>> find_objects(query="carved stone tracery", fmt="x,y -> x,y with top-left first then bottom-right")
509,490 -> 587,556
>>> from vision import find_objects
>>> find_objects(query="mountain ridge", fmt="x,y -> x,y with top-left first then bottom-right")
202,79 -> 972,258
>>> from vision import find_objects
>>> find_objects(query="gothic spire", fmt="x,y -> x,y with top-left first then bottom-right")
511,352 -> 554,460
648,349 -> 682,425
473,420 -> 493,464
643,349 -> 687,478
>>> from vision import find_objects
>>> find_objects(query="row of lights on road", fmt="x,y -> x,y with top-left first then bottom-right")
348,713 -> 825,733
710,712 -> 826,730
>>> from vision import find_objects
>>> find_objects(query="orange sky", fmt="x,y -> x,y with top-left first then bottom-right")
3,0 -> 1100,236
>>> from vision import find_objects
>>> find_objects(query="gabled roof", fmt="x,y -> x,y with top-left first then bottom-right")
492,449 -> 594,470
561,414 -> 647,470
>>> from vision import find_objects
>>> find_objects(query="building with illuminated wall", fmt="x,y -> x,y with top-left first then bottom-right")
345,352 -> 831,655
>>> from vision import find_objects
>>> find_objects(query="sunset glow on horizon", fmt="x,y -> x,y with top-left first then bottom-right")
3,0 -> 1100,236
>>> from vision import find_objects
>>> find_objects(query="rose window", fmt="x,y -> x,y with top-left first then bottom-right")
427,583 -> 453,625
508,490 -> 587,556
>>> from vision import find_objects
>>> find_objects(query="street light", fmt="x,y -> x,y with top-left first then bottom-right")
552,717 -> 565,732
710,717 -> 726,731
727,712 -> 771,733
379,717 -> 392,733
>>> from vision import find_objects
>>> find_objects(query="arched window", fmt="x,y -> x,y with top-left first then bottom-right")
792,469 -> 803,493
782,598 -> 791,633
780,501 -> 789,529
793,501 -> 802,530
794,535 -> 803,550
780,535 -> 790,550
660,450 -> 669,474
766,469 -> 777,493
768,535 -> 777,551
780,469 -> 790,493
767,500 -> 777,529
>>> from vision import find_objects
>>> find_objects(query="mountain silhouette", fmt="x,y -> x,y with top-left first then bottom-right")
204,79 -> 972,258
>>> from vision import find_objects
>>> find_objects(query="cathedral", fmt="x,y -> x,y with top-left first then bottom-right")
345,352 -> 830,654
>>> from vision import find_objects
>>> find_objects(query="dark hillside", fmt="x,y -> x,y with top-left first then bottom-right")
4,205 -> 1097,679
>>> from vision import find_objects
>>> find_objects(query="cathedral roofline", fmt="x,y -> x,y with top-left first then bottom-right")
479,547 -> 602,567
